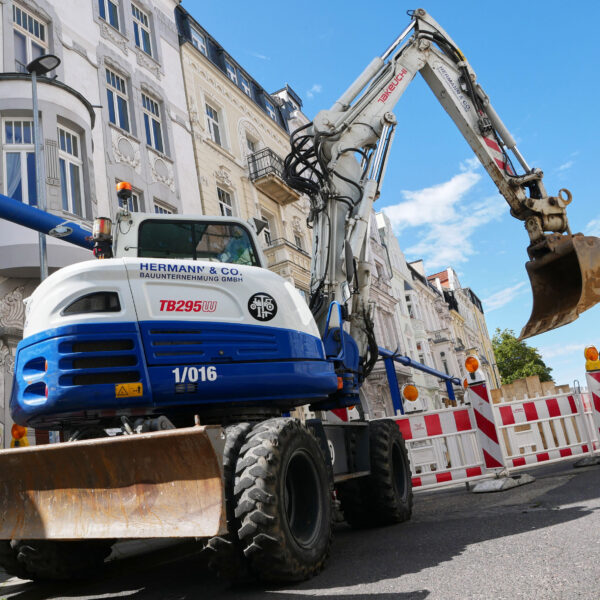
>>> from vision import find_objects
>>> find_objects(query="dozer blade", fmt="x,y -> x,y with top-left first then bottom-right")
0,426 -> 226,540
520,234 -> 600,339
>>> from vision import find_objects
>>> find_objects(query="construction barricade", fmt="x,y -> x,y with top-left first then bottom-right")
381,349 -> 504,491
330,349 -> 600,494
492,392 -> 594,471
396,406 -> 492,490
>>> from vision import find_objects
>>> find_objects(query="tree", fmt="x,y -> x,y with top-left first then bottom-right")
491,328 -> 553,385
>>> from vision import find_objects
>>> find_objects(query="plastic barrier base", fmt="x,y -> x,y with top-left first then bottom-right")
471,472 -> 536,493
573,455 -> 600,468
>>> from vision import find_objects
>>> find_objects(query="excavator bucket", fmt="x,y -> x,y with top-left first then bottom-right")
520,235 -> 600,339
0,426 -> 226,540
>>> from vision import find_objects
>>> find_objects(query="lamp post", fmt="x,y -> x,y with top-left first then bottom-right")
26,54 -> 61,281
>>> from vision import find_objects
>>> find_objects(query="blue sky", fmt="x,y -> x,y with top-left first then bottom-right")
183,0 -> 600,387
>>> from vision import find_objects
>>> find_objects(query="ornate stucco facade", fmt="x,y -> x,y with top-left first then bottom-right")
0,0 -> 198,446
176,7 -> 312,295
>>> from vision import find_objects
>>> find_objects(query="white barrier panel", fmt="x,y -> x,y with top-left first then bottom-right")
396,407 -> 491,491
465,381 -> 505,470
493,392 -> 593,470
586,369 -> 600,447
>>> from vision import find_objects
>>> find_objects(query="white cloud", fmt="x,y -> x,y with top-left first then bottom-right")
538,343 -> 583,360
482,281 -> 528,312
383,159 -> 505,270
250,52 -> 270,61
384,162 -> 481,231
305,84 -> 322,99
587,217 -> 600,237
558,160 -> 574,171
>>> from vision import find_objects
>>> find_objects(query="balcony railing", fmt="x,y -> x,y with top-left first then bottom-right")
248,148 -> 300,205
430,329 -> 450,344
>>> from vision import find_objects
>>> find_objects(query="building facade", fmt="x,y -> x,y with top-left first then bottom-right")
428,268 -> 501,388
360,211 -> 501,417
0,0 -> 199,446
176,7 -> 312,295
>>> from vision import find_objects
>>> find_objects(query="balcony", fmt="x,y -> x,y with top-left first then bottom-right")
430,329 -> 450,344
263,237 -> 311,283
248,148 -> 300,205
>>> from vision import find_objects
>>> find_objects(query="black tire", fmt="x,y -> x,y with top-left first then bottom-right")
0,540 -> 113,581
204,422 -> 252,579
234,418 -> 333,582
0,541 -> 30,580
337,419 -> 413,528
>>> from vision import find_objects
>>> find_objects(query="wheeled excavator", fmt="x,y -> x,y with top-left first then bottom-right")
0,8 -> 598,583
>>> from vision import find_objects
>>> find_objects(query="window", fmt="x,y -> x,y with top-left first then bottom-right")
225,60 -> 237,84
105,68 -> 130,132
154,201 -> 174,214
3,119 -> 36,205
12,4 -> 48,73
138,221 -> 259,266
205,103 -> 221,146
246,136 -> 257,155
440,352 -> 449,376
264,98 -> 276,120
239,74 -> 251,96
263,221 -> 272,246
405,294 -> 415,319
141,93 -> 163,153
294,234 -> 304,250
190,27 -> 207,55
131,3 -> 152,56
217,187 -> 233,216
98,0 -> 119,29
58,127 -> 84,216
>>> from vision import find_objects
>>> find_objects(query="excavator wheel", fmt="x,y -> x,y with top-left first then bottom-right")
204,422 -> 252,580
0,540 -> 113,581
0,541 -> 30,580
234,418 -> 333,582
337,419 -> 413,528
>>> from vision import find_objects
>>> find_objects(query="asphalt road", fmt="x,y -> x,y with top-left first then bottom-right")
1,460 -> 599,600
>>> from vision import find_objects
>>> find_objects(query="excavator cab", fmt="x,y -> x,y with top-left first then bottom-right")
521,234 -> 600,339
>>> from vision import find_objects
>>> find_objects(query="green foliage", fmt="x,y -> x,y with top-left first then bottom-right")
492,328 -> 553,385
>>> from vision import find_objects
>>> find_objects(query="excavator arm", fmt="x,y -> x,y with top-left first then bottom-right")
285,8 -> 600,362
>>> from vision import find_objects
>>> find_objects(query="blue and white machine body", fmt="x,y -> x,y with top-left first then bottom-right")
9,212 -> 361,429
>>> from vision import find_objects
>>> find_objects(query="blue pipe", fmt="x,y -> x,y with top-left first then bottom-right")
379,347 -> 461,404
0,193 -> 94,250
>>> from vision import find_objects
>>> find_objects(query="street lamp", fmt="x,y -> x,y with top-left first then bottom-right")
26,54 -> 61,281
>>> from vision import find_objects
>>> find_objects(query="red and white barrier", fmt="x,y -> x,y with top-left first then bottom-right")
465,378 -> 505,471
586,369 -> 600,446
396,406 -> 491,491
492,391 -> 595,471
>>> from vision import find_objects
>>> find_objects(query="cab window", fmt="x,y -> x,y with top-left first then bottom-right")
138,220 -> 260,266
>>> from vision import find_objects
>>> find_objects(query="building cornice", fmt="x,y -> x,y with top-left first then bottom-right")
0,73 -> 96,128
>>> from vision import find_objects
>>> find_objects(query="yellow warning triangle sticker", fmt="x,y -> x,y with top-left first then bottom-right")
115,383 -> 143,397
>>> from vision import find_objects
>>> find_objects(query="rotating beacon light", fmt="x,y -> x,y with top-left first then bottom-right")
584,345 -> 600,372
402,383 -> 419,402
465,355 -> 480,382
10,424 -> 29,448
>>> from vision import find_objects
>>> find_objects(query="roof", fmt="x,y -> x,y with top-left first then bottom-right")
427,269 -> 450,288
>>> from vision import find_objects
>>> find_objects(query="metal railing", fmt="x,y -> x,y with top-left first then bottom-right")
379,347 -> 461,415
248,148 -> 286,181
